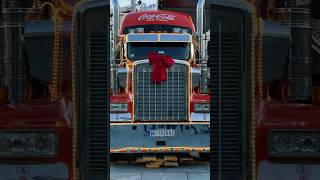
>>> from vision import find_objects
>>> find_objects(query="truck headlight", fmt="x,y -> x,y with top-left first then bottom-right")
110,103 -> 128,112
268,130 -> 320,157
193,103 -> 210,112
0,131 -> 58,157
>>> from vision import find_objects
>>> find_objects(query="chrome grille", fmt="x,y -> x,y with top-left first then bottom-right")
133,60 -> 189,121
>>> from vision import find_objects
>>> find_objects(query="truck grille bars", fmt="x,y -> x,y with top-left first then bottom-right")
75,1 -> 109,179
133,60 -> 189,121
88,33 -> 109,174
209,31 -> 243,178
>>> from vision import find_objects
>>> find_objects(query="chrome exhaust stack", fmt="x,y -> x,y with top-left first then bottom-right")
288,3 -> 312,103
197,0 -> 208,93
1,1 -> 39,104
111,0 -> 120,95
112,0 -> 120,38
131,0 -> 136,12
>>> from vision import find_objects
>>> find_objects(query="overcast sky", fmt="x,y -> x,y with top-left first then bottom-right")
118,0 -> 131,6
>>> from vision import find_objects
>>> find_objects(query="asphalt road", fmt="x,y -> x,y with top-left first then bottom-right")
110,161 -> 210,180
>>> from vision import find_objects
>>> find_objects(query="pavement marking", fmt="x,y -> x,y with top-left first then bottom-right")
111,161 -> 209,180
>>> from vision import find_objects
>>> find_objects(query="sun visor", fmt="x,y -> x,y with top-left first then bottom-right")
263,21 -> 290,83
23,20 -> 70,82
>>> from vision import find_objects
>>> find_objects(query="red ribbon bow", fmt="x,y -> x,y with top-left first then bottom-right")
148,52 -> 175,83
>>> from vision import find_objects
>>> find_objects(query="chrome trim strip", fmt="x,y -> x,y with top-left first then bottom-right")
148,66 -> 151,120
142,66 -> 145,121
111,122 -> 209,125
133,59 -> 190,66
171,65 -> 174,121
126,33 -> 192,42
0,163 -> 68,179
178,68 -> 180,120
166,70 -> 169,120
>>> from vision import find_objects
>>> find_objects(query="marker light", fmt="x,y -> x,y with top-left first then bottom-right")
110,103 -> 128,112
0,132 -> 58,157
194,103 -> 210,112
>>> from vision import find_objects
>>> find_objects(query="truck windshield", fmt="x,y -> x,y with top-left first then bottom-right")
127,42 -> 190,60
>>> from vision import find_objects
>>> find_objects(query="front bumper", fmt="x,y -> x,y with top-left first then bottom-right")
110,113 -> 210,122
110,123 -> 210,153
0,163 -> 69,180
258,160 -> 320,180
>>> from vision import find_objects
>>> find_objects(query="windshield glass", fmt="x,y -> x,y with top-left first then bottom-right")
127,42 -> 190,60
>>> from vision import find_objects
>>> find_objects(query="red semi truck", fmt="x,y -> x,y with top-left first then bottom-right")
0,0 -> 109,179
0,1 -> 74,180
0,0 -> 320,180
109,4 -> 210,154
110,0 -> 320,179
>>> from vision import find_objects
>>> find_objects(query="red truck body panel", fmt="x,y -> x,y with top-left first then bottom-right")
120,10 -> 196,34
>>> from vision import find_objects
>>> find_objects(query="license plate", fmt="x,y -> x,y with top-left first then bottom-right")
148,129 -> 175,137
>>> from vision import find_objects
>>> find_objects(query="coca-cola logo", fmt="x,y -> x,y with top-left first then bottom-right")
138,14 -> 176,22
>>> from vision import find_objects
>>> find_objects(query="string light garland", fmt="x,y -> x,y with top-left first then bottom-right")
243,1 -> 258,179
51,14 -> 62,101
71,1 -> 88,179
258,17 -> 264,98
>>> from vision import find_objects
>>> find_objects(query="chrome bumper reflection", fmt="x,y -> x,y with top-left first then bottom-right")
0,163 -> 68,180
258,160 -> 320,180
191,112 -> 210,121
111,113 -> 209,122
111,113 -> 132,122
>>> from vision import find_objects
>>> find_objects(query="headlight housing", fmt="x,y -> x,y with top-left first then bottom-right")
193,103 -> 210,112
110,103 -> 128,112
268,130 -> 320,157
0,131 -> 59,157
